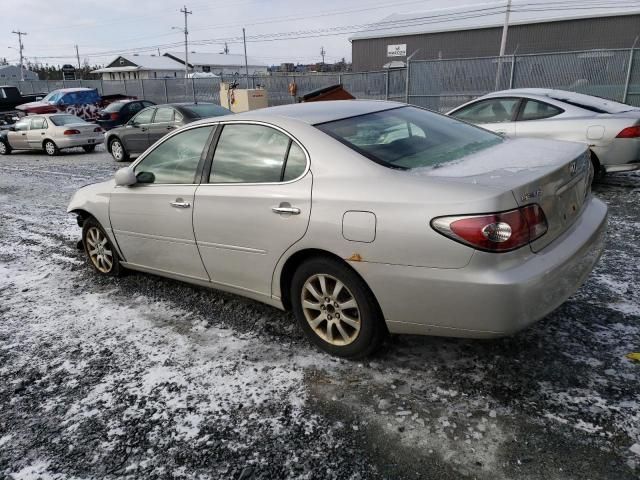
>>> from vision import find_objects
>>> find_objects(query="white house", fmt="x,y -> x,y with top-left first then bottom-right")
91,55 -> 185,81
0,65 -> 39,82
163,52 -> 268,76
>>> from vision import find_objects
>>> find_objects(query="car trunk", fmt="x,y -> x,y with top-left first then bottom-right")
64,122 -> 100,140
423,137 -> 591,252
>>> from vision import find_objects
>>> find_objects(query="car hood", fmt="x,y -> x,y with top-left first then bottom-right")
15,100 -> 55,112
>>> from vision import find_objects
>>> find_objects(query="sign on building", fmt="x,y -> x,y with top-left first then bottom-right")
387,44 -> 407,57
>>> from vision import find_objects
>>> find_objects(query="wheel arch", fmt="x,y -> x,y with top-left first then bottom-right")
42,138 -> 56,149
277,248 -> 382,317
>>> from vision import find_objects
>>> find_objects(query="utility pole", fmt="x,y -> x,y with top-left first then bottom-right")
242,28 -> 249,89
12,30 -> 27,81
495,0 -> 512,90
223,42 -> 229,54
320,46 -> 326,70
75,44 -> 81,71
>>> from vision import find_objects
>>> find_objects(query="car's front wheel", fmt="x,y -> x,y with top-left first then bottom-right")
43,140 -> 59,156
291,257 -> 386,358
82,217 -> 121,276
0,140 -> 11,155
109,138 -> 129,162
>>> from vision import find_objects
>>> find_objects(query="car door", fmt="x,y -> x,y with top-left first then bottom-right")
193,122 -> 311,298
26,117 -> 48,149
8,118 -> 30,149
109,124 -> 216,280
146,107 -> 176,146
450,97 -> 521,136
121,107 -> 155,153
514,98 -> 565,139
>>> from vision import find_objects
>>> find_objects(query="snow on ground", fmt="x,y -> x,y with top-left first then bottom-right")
0,150 -> 639,479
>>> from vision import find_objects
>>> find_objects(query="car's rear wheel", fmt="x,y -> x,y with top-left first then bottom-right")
291,257 -> 385,358
0,140 -> 10,155
590,151 -> 605,183
109,138 -> 129,162
83,145 -> 96,153
82,217 -> 121,276
43,140 -> 59,156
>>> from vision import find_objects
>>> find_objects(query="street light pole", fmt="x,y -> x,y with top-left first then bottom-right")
243,28 -> 249,89
12,30 -> 27,81
180,5 -> 192,99
495,0 -> 512,90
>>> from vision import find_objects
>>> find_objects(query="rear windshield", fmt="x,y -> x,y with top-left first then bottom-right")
103,102 -> 127,112
183,104 -> 230,118
316,106 -> 502,170
49,115 -> 86,126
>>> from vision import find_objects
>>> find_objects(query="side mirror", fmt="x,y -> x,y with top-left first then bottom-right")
114,167 -> 137,186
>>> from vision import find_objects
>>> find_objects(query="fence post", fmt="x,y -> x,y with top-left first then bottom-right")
623,47 -> 637,104
163,79 -> 169,103
509,54 -> 517,89
100,79 -> 104,95
62,79 -> 66,88
405,62 -> 410,104
192,77 -> 197,102
338,73 -> 342,85
123,79 -> 127,96
385,71 -> 390,100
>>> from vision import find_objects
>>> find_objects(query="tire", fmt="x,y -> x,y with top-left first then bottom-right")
109,138 -> 129,162
83,145 -> 97,153
590,151 -> 605,184
82,217 -> 121,276
291,257 -> 385,358
0,140 -> 10,155
43,139 -> 59,156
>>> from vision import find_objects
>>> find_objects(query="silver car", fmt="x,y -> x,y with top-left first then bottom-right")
447,88 -> 640,178
67,101 -> 607,358
0,114 -> 103,156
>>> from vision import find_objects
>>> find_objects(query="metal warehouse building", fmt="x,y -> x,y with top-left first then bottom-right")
350,5 -> 640,71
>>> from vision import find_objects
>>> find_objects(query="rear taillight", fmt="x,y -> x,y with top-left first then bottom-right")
63,129 -> 81,135
615,126 -> 640,138
431,204 -> 548,252
94,127 -> 103,132
110,112 -> 119,121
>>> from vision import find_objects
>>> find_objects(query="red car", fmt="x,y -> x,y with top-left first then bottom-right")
16,88 -> 133,122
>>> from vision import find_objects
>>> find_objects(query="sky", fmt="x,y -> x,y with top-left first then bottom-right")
0,0 -> 636,68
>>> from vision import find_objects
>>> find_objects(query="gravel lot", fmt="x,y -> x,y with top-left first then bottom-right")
0,147 -> 639,480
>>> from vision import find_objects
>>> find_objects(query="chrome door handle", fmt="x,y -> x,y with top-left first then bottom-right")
272,206 -> 300,215
170,200 -> 191,208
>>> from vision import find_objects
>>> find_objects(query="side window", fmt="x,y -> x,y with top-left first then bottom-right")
30,117 -> 46,130
131,108 -> 155,125
452,98 -> 520,124
519,100 -> 563,121
210,124 -> 291,183
134,126 -> 214,184
174,111 -> 184,123
14,119 -> 30,131
153,107 -> 174,123
142,101 -> 154,108
128,102 -> 141,114
283,142 -> 307,181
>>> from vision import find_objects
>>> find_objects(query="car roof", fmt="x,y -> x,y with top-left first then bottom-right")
486,88 -> 637,114
50,88 -> 97,93
225,100 -> 405,125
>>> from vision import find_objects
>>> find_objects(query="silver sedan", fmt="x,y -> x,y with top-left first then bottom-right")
0,114 -> 104,156
67,100 -> 607,358
447,88 -> 640,178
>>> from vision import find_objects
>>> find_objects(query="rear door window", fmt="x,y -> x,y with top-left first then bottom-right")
452,98 -> 520,124
30,117 -> 47,130
153,107 -> 174,124
131,108 -> 155,125
518,99 -> 563,121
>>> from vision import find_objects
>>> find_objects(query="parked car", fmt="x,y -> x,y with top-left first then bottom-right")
0,114 -> 103,156
16,88 -> 132,122
447,88 -> 640,179
96,99 -> 156,131
105,102 -> 230,161
68,100 -> 607,358
0,85 -> 46,127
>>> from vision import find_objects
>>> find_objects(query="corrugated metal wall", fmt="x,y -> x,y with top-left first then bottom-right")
352,15 -> 640,71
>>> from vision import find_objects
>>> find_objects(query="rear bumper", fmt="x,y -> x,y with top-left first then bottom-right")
594,138 -> 640,172
55,134 -> 104,149
352,197 -> 608,338
603,162 -> 640,173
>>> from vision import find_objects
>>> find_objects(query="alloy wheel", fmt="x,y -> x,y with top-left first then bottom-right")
85,227 -> 113,273
0,142 -> 6,154
111,141 -> 123,160
301,273 -> 361,346
45,141 -> 56,155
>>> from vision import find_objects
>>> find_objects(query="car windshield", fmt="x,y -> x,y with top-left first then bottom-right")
316,106 -> 503,170
103,102 -> 127,112
49,115 -> 86,126
182,104 -> 230,118
42,91 -> 62,103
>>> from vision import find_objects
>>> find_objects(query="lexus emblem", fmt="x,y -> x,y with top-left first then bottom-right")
569,161 -> 578,176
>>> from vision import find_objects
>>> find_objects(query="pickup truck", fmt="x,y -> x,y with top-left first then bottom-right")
16,87 -> 133,122
0,85 -> 45,127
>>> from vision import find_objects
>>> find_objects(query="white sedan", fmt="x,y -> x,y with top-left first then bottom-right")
448,89 -> 640,178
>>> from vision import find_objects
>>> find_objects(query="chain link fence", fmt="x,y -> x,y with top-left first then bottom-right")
8,48 -> 640,111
